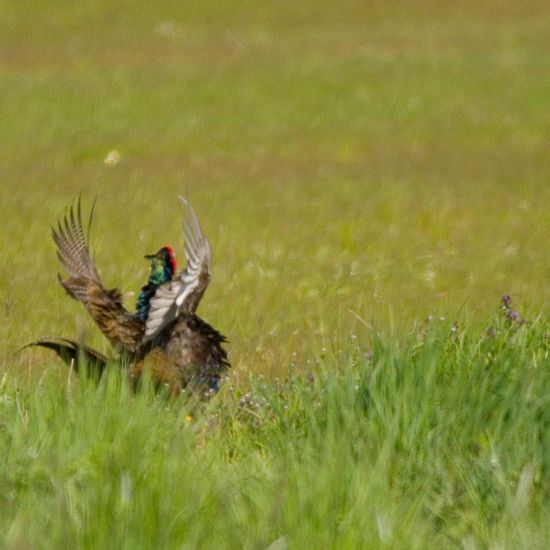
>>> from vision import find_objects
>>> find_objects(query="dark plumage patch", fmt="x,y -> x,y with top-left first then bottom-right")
23,338 -> 108,380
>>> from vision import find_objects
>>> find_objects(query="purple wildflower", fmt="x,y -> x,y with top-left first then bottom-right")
506,309 -> 521,322
502,294 -> 512,309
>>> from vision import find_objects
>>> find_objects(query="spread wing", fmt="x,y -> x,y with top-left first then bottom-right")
52,198 -> 144,352
143,198 -> 212,342
53,198 -> 100,302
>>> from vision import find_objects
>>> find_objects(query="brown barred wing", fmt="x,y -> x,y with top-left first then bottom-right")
52,199 -> 143,352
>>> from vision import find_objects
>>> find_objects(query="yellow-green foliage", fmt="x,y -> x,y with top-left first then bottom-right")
1,1 -> 550,546
1,0 -> 549,374
2,320 -> 550,547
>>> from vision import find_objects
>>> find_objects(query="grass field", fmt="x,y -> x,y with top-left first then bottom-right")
1,1 -> 550,547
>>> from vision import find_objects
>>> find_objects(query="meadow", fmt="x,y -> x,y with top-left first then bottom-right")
1,1 -> 550,547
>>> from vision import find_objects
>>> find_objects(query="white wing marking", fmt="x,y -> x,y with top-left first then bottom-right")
142,198 -> 212,342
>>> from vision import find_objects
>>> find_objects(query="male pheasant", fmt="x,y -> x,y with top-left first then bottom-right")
27,197 -> 229,397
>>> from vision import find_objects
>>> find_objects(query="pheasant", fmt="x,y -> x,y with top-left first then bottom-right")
26,197 -> 229,397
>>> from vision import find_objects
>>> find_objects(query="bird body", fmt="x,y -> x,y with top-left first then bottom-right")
28,198 -> 229,397
132,313 -> 228,394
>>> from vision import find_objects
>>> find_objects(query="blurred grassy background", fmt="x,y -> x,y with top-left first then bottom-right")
1,0 -> 549,375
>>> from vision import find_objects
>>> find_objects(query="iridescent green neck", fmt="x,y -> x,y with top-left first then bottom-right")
148,258 -> 169,285
136,257 -> 174,321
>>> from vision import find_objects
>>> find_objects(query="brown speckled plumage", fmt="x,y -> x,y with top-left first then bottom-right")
28,198 -> 229,397
52,199 -> 144,352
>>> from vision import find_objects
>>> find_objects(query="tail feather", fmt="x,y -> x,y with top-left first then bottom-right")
22,338 -> 109,377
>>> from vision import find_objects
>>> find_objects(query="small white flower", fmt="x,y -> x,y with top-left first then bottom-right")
104,150 -> 121,166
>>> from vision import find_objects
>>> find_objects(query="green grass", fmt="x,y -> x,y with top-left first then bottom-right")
2,315 -> 550,548
1,0 -> 550,547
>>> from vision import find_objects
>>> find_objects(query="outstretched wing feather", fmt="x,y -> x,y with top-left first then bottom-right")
53,198 -> 99,284
143,198 -> 211,342
52,199 -> 143,351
